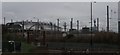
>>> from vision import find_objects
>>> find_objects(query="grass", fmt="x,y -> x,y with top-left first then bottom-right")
21,42 -> 36,53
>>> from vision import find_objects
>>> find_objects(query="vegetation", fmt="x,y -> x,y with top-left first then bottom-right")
2,25 -> 36,52
48,32 -> 120,46
21,42 -> 36,53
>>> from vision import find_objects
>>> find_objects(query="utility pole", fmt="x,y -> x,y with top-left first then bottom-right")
107,6 -> 109,32
57,19 -> 59,31
70,18 -> 73,31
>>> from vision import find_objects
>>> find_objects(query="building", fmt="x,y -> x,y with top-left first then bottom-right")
5,21 -> 64,43
90,27 -> 98,32
6,21 -> 63,31
81,27 -> 90,34
81,26 -> 98,34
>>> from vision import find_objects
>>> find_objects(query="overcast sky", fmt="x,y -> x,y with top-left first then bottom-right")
2,2 -> 118,32
1,0 -> 120,2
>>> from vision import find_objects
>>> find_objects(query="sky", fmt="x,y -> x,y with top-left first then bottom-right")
1,0 -> 120,2
1,2 -> 119,32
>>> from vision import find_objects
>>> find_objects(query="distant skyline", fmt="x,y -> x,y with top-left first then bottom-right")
2,2 -> 118,32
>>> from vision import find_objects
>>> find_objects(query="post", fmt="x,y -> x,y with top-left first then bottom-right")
54,24 -> 56,31
77,20 -> 79,31
77,20 -> 79,37
10,19 -> 16,52
63,22 -> 67,32
27,30 -> 30,43
37,19 -> 39,37
119,21 -> 120,33
97,18 -> 99,31
3,17 -> 6,25
94,19 -> 96,27
90,2 -> 93,47
70,18 -> 73,31
43,31 -> 46,46
57,19 -> 59,31
37,19 -> 39,30
22,20 -> 24,39
36,19 -> 39,44
50,22 -> 53,30
107,6 -> 109,32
